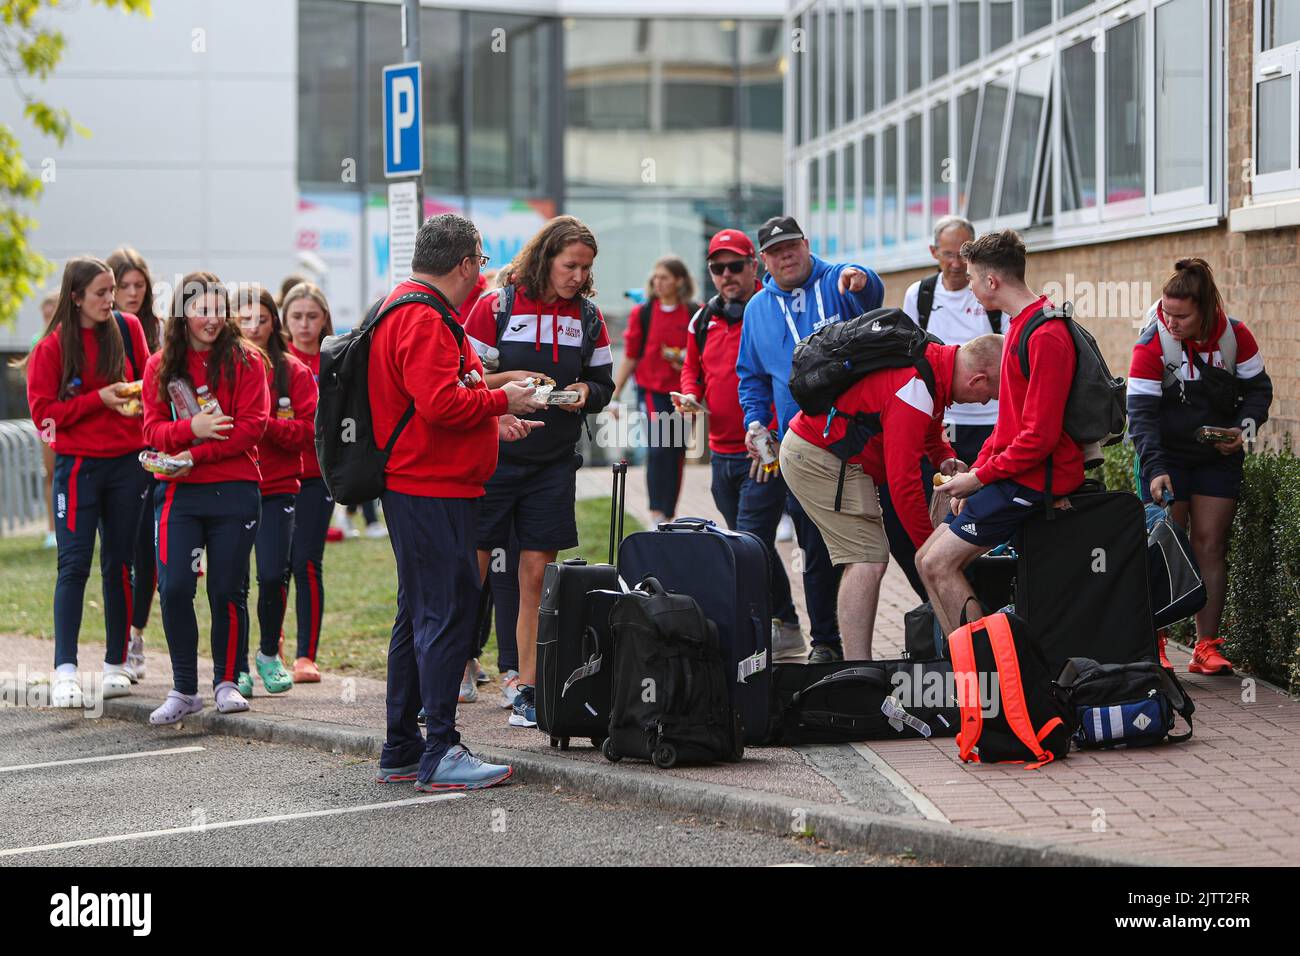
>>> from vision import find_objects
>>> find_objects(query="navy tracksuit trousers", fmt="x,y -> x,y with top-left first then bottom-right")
131,474 -> 156,630
380,490 -> 480,781
290,477 -> 331,660
51,452 -> 151,667
238,492 -> 296,672
640,386 -> 685,518
155,480 -> 260,695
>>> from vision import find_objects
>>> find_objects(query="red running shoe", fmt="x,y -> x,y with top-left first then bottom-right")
326,527 -> 345,543
1157,629 -> 1173,670
1188,637 -> 1234,675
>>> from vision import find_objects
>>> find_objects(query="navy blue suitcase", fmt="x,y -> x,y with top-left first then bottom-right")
617,517 -> 771,745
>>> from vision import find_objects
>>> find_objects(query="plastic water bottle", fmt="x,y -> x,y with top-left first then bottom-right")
195,385 -> 224,418
276,397 -> 294,420
747,421 -> 779,476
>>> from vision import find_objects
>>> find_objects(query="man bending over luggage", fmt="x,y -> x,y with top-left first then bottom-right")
781,333 -> 1003,659
916,229 -> 1084,637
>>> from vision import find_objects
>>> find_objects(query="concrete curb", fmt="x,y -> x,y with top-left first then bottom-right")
98,697 -> 1152,867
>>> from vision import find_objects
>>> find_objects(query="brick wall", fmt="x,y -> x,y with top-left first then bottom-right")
876,0 -> 1298,446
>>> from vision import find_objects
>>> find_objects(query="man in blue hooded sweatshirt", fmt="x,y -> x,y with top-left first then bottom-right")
737,215 -> 915,663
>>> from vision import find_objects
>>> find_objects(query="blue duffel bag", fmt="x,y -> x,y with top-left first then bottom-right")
1052,657 -> 1195,749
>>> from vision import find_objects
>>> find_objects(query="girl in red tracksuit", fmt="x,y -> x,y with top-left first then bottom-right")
282,282 -> 333,683
22,256 -> 151,708
236,286 -> 315,696
108,246 -> 161,679
141,271 -> 270,724
611,256 -> 699,523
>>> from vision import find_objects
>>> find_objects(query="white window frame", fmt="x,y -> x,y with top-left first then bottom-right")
1150,0 -> 1212,211
1053,25 -> 1101,228
993,43 -> 1054,230
863,129 -> 881,250
962,61 -> 1015,229
1251,0 -> 1300,196
904,108 -> 928,240
1100,2 -> 1147,221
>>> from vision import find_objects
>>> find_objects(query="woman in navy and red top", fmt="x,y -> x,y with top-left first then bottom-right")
23,256 -> 151,708
1128,258 -> 1273,676
611,256 -> 699,523
282,282 -> 332,684
141,271 -> 270,724
236,286 -> 314,697
107,246 -> 161,679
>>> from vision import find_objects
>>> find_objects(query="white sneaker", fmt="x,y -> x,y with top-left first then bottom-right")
364,522 -> 388,539
127,632 -> 145,681
771,620 -> 807,663
43,530 -> 57,549
776,514 -> 795,543
51,674 -> 83,709
499,670 -> 521,709
101,665 -> 132,699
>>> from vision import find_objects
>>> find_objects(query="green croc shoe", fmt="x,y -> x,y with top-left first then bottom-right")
255,653 -> 294,694
236,671 -> 254,698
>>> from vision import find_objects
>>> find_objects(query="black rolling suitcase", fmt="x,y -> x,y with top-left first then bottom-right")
1016,489 -> 1158,676
603,577 -> 743,767
767,657 -> 960,745
536,461 -> 627,751
617,518 -> 772,745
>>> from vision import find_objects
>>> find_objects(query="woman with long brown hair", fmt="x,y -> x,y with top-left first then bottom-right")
141,271 -> 270,723
107,246 -> 160,678
1129,257 -> 1274,675
462,215 -> 616,728
281,282 -> 333,683
23,257 -> 151,707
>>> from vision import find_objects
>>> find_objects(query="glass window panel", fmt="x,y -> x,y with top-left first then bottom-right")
364,3 -> 400,186
421,8 -> 462,192
967,79 -> 1010,220
1155,0 -> 1204,194
1061,38 -> 1097,210
470,14 -> 551,193
810,155 -> 823,256
863,132 -> 877,249
1023,0 -> 1052,35
1263,0 -> 1300,50
883,6 -> 898,105
810,9 -> 820,136
999,57 -> 1051,218
930,100 -> 951,218
862,3 -> 876,114
298,0 -> 360,185
907,2 -> 923,92
1062,0 -> 1093,14
844,4 -> 856,119
1105,15 -> 1145,203
828,2 -> 839,129
845,140 -> 859,249
883,125 -> 899,245
931,1 -> 949,81
958,1 -> 980,66
1256,75 -> 1290,175
957,87 -> 979,210
794,14 -> 804,145
828,149 -> 840,256
741,20 -> 784,189
906,113 -> 925,239
989,0 -> 1013,53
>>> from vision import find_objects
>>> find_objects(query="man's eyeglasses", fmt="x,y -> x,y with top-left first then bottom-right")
708,260 -> 748,276
467,253 -> 490,267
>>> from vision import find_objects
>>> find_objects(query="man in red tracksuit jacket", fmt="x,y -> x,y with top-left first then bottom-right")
368,214 -> 545,793
917,229 -> 1084,637
781,336 -> 1002,659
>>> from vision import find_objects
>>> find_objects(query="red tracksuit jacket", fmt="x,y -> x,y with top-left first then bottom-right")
626,299 -> 692,395
141,343 -> 271,485
27,313 -> 151,457
287,343 -> 323,479
256,352 -> 317,497
680,304 -> 748,455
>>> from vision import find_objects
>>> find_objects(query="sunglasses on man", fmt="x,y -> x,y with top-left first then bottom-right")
708,260 -> 749,276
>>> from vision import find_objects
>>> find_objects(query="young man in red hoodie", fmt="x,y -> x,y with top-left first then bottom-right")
780,335 -> 1002,659
369,214 -> 545,792
676,228 -> 805,662
916,229 -> 1084,636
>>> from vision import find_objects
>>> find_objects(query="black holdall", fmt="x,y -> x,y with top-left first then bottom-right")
1052,657 -> 1195,749
1145,504 -> 1207,629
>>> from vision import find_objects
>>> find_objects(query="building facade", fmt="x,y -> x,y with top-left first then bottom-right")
788,0 -> 1298,444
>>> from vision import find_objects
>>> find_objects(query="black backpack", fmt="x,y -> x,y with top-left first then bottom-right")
1017,301 -> 1127,449
315,288 -> 463,506
602,576 -> 744,768
915,273 -> 1001,334
1052,657 -> 1195,749
789,307 -> 939,416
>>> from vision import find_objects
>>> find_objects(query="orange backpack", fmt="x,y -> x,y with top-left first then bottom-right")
947,612 -> 1072,769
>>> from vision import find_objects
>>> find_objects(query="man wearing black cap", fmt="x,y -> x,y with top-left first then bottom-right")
737,215 -> 902,663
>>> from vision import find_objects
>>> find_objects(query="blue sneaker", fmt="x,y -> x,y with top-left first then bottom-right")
375,762 -> 420,784
414,745 -> 512,791
508,684 -> 536,728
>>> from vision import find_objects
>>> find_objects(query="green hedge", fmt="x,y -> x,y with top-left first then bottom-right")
1094,441 -> 1300,691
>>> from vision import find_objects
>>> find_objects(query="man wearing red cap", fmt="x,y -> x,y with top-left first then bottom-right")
676,229 -> 805,662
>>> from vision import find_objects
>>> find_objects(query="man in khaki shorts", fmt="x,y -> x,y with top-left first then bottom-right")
781,333 -> 1002,659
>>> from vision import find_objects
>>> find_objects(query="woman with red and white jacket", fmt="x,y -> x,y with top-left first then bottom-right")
141,272 -> 270,724
282,282 -> 332,683
1128,258 -> 1273,675
23,257 -> 151,707
236,286 -> 314,696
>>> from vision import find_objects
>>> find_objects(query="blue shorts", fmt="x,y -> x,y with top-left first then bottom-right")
477,453 -> 581,553
944,479 -> 1046,548
1140,458 -> 1243,504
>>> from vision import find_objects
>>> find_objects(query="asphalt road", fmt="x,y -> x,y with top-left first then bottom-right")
0,709 -> 901,867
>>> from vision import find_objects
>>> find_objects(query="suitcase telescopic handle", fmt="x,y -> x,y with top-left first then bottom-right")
609,459 -> 628,565
657,516 -> 715,532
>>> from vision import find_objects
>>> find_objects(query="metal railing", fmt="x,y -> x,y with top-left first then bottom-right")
0,420 -> 48,537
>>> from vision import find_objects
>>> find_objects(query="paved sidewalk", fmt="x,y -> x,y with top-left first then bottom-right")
4,462 -> 1299,865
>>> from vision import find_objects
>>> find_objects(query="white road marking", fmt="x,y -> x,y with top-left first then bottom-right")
850,742 -> 950,823
0,745 -> 206,774
0,793 -> 465,858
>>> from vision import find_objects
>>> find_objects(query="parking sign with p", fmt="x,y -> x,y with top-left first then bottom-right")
383,62 -> 422,179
